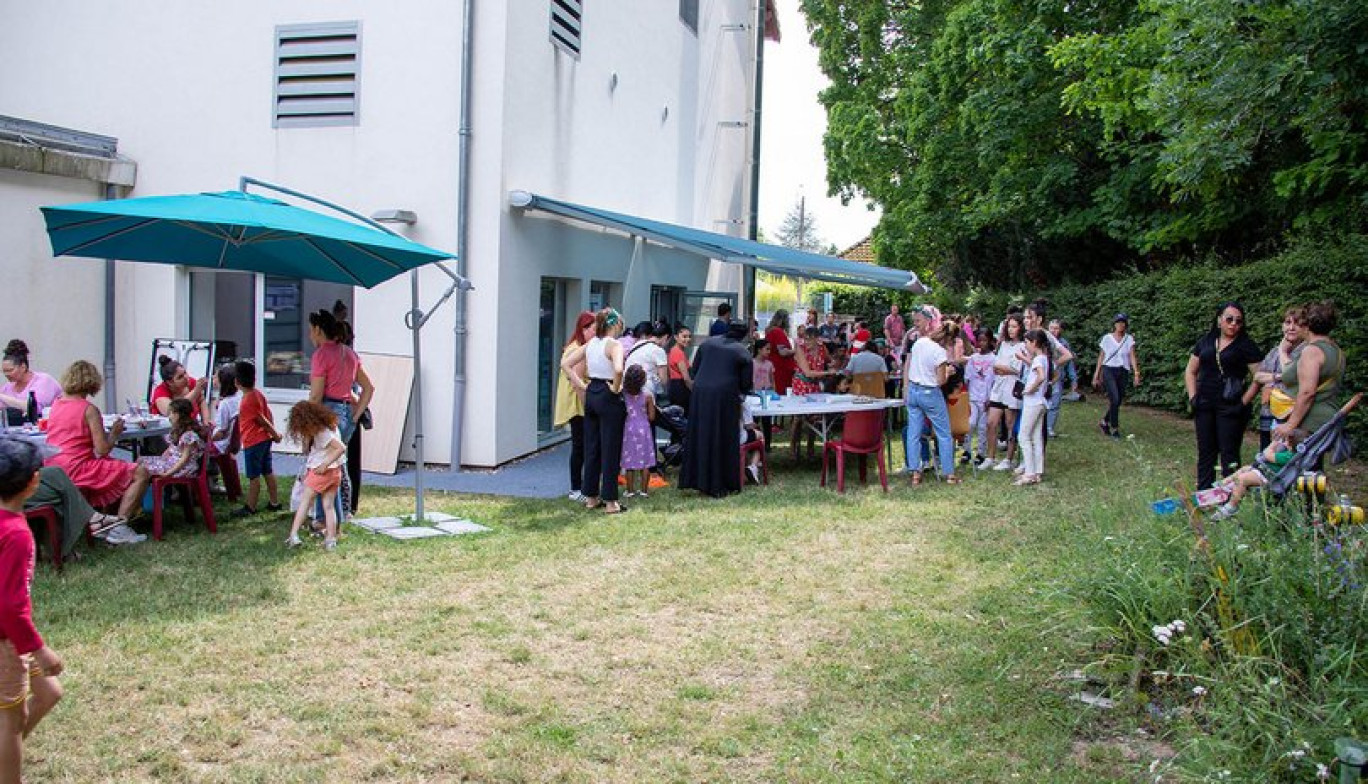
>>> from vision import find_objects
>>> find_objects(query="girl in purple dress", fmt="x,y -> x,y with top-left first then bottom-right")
619,365 -> 657,498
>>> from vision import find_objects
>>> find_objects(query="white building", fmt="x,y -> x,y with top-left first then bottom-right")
1,1 -> 780,467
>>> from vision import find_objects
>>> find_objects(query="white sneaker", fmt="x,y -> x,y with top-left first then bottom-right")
992,459 -> 1013,471
286,535 -> 302,548
324,539 -> 338,551
104,524 -> 146,545
747,464 -> 762,484
567,490 -> 585,502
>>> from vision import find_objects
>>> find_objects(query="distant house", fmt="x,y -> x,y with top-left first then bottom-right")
0,2 -> 778,468
838,235 -> 876,264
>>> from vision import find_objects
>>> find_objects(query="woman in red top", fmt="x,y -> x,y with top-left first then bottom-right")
307,310 -> 374,519
764,309 -> 797,394
790,327 -> 832,396
150,357 -> 208,420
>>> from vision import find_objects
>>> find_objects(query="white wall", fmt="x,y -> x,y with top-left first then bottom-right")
0,170 -> 108,383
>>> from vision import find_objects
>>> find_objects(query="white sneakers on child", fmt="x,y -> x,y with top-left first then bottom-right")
992,459 -> 1015,472
286,534 -> 302,548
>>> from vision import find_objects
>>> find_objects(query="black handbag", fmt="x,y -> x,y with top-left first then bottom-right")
1012,379 -> 1025,400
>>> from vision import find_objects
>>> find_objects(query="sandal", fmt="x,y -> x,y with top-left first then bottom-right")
604,502 -> 628,514
910,471 -> 923,485
88,514 -> 126,537
583,498 -> 603,510
945,475 -> 963,485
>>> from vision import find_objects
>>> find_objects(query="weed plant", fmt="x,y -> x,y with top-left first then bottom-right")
1079,488 -> 1368,781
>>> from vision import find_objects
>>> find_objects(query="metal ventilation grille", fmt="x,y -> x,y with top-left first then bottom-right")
550,0 -> 582,57
274,22 -> 361,128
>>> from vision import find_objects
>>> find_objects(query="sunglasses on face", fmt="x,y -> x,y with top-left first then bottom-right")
1223,315 -> 1243,325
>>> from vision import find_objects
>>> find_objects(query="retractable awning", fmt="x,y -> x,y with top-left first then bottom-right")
509,191 -> 927,293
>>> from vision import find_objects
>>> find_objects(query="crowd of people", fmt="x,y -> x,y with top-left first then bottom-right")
552,297 -> 1348,504
0,302 -> 376,560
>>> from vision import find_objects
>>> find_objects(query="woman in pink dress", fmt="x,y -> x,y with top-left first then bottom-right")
44,361 -> 148,519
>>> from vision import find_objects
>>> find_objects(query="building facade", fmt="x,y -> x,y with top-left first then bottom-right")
0,1 -> 771,467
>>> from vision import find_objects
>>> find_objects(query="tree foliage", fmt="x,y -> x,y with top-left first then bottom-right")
800,0 -> 1368,288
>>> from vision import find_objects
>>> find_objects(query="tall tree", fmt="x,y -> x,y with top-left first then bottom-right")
774,195 -> 826,253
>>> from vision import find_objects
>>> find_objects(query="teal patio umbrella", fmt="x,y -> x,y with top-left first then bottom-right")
41,181 -> 469,522
41,189 -> 453,288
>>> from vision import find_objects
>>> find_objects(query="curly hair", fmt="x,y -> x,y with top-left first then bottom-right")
60,360 -> 103,397
3,340 -> 29,369
286,401 -> 338,445
166,398 -> 197,443
622,364 -> 647,397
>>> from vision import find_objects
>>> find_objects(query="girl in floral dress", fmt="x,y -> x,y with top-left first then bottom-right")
619,365 -> 657,498
139,399 -> 203,480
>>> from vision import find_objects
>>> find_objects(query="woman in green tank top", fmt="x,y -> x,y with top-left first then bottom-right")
1274,301 -> 1343,437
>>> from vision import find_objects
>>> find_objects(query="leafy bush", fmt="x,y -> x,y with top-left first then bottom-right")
1080,497 -> 1368,781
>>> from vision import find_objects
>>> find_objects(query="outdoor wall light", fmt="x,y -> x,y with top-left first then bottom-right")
371,209 -> 418,225
718,120 -> 749,128
609,72 -> 619,92
508,190 -> 533,208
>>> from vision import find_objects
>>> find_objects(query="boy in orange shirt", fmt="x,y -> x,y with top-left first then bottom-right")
233,361 -> 284,517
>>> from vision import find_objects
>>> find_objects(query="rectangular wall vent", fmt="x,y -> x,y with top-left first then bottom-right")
550,0 -> 583,58
274,22 -> 361,128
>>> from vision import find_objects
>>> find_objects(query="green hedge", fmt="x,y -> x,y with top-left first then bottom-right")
814,235 -> 1367,440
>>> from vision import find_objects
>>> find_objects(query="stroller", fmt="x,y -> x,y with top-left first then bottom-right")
655,403 -> 688,470
1268,393 -> 1360,501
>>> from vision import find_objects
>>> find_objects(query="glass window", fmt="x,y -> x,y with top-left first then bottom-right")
262,276 -> 353,390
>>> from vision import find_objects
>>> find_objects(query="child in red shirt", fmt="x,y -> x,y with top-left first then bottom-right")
233,361 -> 283,517
0,437 -> 64,782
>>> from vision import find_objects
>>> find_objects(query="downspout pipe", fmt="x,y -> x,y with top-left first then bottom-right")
450,0 -> 475,470
745,0 -> 767,321
103,182 -> 119,412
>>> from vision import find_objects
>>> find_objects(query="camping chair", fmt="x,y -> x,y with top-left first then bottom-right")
151,444 -> 218,541
209,415 -> 243,501
821,409 -> 888,493
1268,393 -> 1361,501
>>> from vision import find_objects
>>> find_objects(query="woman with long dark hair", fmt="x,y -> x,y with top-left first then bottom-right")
1184,302 -> 1262,489
561,309 -> 627,514
554,311 -> 596,502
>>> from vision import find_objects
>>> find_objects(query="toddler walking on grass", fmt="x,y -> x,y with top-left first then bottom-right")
0,438 -> 64,784
285,401 -> 347,551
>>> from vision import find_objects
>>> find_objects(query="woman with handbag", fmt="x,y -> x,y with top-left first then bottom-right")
1184,302 -> 1262,489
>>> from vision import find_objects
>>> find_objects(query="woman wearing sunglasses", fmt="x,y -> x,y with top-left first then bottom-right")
1184,302 -> 1263,489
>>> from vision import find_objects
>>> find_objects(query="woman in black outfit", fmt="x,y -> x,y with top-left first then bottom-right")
1183,302 -> 1263,489
560,309 -> 627,514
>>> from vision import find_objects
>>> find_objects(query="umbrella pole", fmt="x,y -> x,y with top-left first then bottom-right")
410,269 -> 426,523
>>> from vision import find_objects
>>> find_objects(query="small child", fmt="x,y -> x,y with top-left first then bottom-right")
1210,430 -> 1307,521
0,438 -> 64,783
286,401 -> 347,550
752,339 -> 774,394
740,399 -> 764,484
209,363 -> 240,456
619,365 -> 657,498
234,361 -> 283,516
139,398 -> 203,480
1015,330 -> 1052,486
965,329 -> 997,463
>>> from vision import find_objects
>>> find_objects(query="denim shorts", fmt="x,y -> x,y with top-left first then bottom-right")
243,441 -> 274,480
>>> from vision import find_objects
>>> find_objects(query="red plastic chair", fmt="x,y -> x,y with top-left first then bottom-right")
739,438 -> 769,487
821,409 -> 888,493
24,506 -> 64,571
210,415 -> 242,501
151,444 -> 217,541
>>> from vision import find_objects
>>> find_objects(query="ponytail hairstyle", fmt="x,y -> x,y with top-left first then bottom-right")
622,364 -> 647,397
308,309 -> 343,341
157,355 -> 184,382
594,308 -> 622,338
2,340 -> 29,370
1024,329 -> 1051,354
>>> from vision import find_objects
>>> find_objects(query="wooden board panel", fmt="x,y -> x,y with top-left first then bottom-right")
357,352 -> 414,475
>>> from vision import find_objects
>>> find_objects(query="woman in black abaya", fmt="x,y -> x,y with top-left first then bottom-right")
680,322 -> 754,498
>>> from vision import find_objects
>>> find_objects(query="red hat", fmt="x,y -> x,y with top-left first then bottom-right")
852,328 -> 872,351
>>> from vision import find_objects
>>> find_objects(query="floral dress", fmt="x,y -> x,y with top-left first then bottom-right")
791,343 -> 830,396
140,430 -> 204,478
620,391 -> 656,470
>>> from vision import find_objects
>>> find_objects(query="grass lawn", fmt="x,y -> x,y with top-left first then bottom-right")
26,399 -> 1362,782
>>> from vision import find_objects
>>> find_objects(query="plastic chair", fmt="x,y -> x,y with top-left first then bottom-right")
210,415 -> 242,501
821,409 -> 888,493
23,506 -> 63,571
739,438 -> 769,487
151,445 -> 218,541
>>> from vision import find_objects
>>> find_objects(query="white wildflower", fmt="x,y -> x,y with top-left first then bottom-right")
1317,763 -> 1330,780
1287,749 -> 1305,759
1171,620 -> 1187,633
1192,686 -> 1207,696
